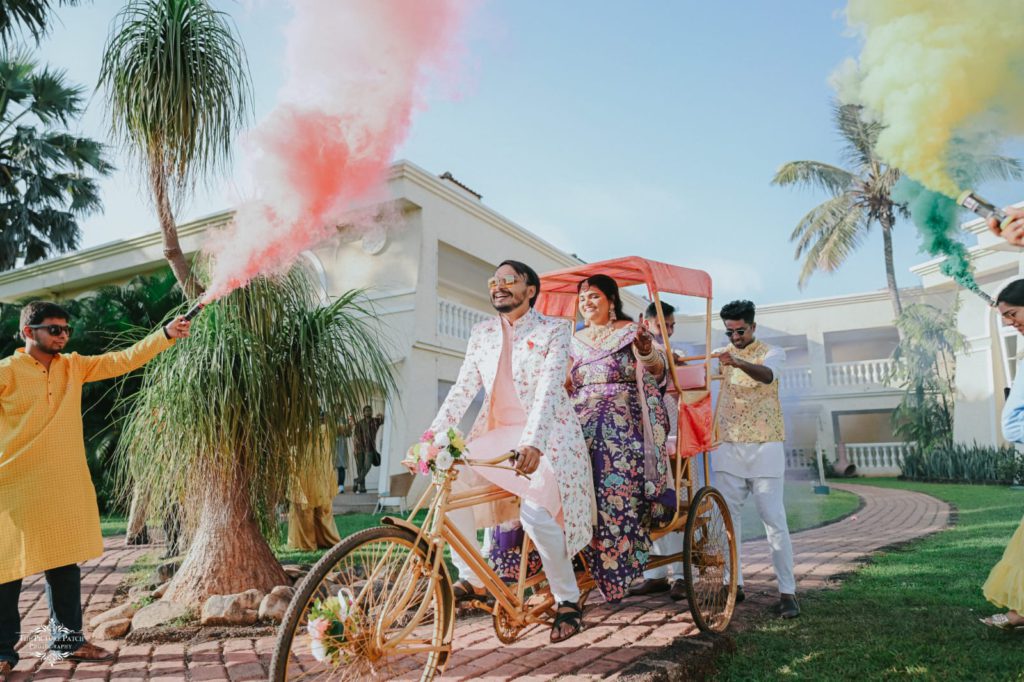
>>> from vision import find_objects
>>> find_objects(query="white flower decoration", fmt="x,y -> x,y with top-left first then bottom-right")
433,431 -> 451,448
434,449 -> 455,471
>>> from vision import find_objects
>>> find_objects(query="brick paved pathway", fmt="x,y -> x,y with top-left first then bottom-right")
5,483 -> 950,681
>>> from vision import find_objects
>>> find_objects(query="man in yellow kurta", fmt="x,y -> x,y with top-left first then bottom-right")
0,301 -> 190,673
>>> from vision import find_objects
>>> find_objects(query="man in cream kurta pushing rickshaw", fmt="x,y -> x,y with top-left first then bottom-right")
271,256 -> 738,682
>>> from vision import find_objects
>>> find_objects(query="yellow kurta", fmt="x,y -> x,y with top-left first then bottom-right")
0,331 -> 175,584
287,425 -> 341,550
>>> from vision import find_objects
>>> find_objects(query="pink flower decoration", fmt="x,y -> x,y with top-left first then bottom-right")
421,430 -> 435,442
418,460 -> 430,475
307,616 -> 330,640
426,445 -> 441,460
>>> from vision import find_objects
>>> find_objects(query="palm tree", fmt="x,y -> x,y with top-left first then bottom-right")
98,0 -> 251,297
117,268 -> 397,606
888,303 -> 965,454
773,103 -> 1023,318
0,0 -> 83,47
0,54 -> 111,270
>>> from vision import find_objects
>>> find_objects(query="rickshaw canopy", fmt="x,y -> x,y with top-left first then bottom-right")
536,256 -> 712,318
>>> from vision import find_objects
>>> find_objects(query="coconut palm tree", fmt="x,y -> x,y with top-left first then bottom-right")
117,268 -> 397,605
98,0 -> 251,297
0,53 -> 111,269
773,103 -> 1023,318
0,0 -> 83,46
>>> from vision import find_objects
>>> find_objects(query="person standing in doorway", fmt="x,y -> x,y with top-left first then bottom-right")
336,419 -> 352,494
713,299 -> 799,619
352,406 -> 384,493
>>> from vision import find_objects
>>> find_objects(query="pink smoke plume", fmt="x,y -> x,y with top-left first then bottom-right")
201,0 -> 474,302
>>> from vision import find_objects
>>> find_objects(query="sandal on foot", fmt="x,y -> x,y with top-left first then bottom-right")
550,600 -> 584,643
452,579 -> 491,604
981,613 -> 1024,630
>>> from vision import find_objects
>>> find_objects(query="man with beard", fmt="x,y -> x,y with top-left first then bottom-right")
427,260 -> 596,642
714,299 -> 798,619
0,301 -> 191,675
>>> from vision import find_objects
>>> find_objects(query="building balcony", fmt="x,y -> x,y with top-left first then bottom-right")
438,298 -> 490,342
844,441 -> 913,475
779,366 -> 812,391
825,359 -> 895,388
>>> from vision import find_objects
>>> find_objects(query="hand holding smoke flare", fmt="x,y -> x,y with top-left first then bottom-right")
199,0 -> 472,304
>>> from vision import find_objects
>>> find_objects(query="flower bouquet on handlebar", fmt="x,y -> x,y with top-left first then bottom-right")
405,427 -> 468,480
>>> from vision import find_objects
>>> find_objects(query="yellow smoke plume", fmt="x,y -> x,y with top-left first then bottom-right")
835,0 -> 1024,197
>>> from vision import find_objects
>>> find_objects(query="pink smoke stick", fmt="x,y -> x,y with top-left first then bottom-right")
201,0 -> 474,303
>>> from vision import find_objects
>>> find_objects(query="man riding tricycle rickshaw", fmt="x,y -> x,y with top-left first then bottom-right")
270,256 -> 738,681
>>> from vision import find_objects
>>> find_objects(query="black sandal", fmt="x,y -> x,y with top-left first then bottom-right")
452,579 -> 491,604
550,600 -> 584,642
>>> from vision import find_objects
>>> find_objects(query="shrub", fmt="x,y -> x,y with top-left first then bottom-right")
900,442 -> 1023,484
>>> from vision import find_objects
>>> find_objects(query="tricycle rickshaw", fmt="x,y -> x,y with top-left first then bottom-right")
269,256 -> 738,681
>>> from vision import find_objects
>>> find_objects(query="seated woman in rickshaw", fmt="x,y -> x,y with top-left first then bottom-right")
568,274 -> 673,602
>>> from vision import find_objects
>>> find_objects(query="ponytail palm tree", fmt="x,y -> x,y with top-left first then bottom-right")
117,269 -> 397,606
98,0 -> 251,297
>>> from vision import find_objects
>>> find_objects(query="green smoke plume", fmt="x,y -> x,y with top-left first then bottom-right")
893,178 -> 983,296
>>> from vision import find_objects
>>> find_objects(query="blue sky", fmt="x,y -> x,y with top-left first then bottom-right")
35,1 -> 1023,308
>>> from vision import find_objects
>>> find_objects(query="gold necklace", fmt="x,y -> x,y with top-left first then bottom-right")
584,320 -> 616,345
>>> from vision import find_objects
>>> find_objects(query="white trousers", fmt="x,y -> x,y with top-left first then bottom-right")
449,500 -> 581,604
645,532 -> 684,580
715,472 -> 796,595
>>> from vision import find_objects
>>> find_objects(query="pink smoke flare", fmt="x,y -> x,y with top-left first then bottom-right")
201,0 -> 474,302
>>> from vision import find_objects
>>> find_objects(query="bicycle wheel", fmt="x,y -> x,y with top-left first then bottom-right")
270,525 -> 455,681
683,486 -> 737,633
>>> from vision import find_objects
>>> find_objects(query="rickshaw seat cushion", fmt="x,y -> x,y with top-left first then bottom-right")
674,365 -> 706,390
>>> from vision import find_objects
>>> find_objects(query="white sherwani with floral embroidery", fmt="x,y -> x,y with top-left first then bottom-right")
431,308 -> 596,558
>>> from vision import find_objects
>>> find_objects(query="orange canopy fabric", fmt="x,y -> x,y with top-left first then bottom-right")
536,256 -> 712,318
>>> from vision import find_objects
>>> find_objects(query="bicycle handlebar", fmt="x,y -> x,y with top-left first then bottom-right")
459,450 -> 518,467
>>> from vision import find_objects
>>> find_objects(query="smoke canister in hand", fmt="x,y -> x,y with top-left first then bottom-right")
957,191 -> 1011,232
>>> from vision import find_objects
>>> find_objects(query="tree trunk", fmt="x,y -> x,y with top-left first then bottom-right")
879,210 -> 903,320
161,461 -> 288,607
147,162 -> 204,299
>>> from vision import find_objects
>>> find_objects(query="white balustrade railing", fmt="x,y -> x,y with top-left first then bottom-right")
825,359 -> 895,387
778,366 -> 812,392
845,442 -> 914,474
785,447 -> 816,470
437,299 -> 490,341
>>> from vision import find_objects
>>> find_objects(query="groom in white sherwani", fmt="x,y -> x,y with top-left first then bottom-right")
429,259 -> 596,642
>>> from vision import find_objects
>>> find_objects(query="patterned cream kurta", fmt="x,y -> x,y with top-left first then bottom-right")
431,308 -> 596,558
0,331 -> 175,584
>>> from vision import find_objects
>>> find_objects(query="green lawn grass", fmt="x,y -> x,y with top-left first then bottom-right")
712,479 -> 1024,681
100,515 -> 127,537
